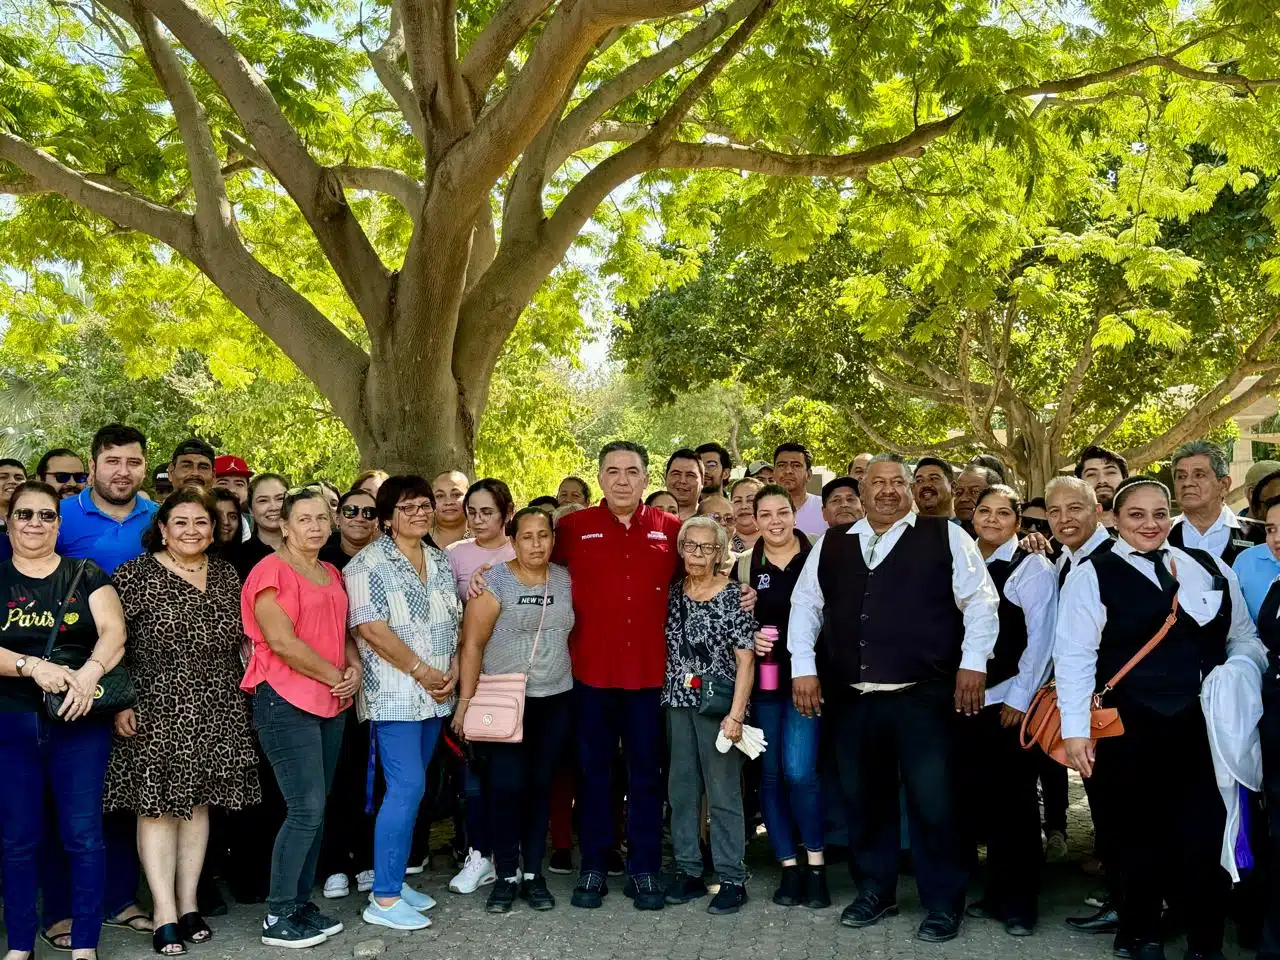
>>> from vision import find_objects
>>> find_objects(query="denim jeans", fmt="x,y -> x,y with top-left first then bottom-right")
480,692 -> 572,879
0,711 -> 112,951
752,692 -> 824,862
667,707 -> 745,883
373,718 -> 442,898
574,683 -> 664,875
253,684 -> 345,918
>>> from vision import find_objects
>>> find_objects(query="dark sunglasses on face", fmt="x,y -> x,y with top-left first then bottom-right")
12,508 -> 58,523
1021,517 -> 1052,535
341,505 -> 378,520
47,472 -> 88,484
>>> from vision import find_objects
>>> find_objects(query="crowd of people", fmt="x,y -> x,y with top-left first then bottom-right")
2,427 -> 1280,960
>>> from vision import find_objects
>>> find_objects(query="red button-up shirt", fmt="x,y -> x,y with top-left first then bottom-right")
552,502 -> 683,690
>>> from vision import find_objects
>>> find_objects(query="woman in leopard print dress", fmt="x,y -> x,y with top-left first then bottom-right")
104,489 -> 260,953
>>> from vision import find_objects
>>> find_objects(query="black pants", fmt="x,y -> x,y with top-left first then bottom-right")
1257,680 -> 1280,959
481,692 -> 572,879
835,680 -> 968,912
1090,700 -> 1227,953
957,705 -> 1042,921
1038,751 -> 1068,835
318,717 -> 376,879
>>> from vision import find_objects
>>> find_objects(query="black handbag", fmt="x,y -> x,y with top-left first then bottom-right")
42,560 -> 137,720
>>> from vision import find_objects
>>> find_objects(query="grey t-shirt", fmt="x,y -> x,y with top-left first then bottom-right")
481,561 -> 575,698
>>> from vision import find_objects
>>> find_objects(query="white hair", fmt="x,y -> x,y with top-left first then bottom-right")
677,515 -> 731,566
1045,476 -> 1097,508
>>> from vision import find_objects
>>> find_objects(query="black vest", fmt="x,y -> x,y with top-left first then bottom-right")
1058,534 -> 1115,588
1091,546 -> 1228,715
1167,516 -> 1262,566
986,549 -> 1031,688
817,517 -> 962,685
1256,579 -> 1280,677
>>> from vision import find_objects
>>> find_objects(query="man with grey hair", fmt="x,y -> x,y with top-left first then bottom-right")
1168,440 -> 1262,563
1045,476 -> 1112,589
788,452 -> 999,943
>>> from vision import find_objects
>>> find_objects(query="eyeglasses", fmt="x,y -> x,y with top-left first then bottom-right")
12,508 -> 58,523
341,505 -> 377,520
701,513 -> 730,524
395,502 -> 433,516
681,541 -> 719,557
1021,518 -> 1052,535
46,472 -> 87,484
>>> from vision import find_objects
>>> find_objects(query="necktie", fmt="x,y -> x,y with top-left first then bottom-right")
1137,548 -> 1179,596
1058,557 -> 1071,588
866,531 -> 882,565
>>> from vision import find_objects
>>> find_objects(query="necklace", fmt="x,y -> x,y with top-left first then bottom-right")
165,549 -> 207,573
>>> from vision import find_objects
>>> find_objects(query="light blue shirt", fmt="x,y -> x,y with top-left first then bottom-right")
1232,543 -> 1280,622
57,488 -> 157,574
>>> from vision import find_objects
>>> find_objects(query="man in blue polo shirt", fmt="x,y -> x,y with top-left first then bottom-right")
58,423 -> 156,574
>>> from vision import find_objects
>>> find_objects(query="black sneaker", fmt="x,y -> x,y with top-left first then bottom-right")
607,849 -> 626,877
840,892 -> 899,928
570,869 -> 609,909
520,875 -> 556,911
261,914 -> 327,948
548,849 -> 574,875
664,871 -> 708,905
772,865 -> 803,906
486,879 -> 519,914
708,881 -> 748,915
293,902 -> 343,936
917,910 -> 961,943
629,873 -> 665,911
803,865 -> 831,909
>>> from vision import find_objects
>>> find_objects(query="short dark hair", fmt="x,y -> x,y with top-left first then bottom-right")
465,478 -> 515,521
664,448 -> 703,476
645,490 -> 676,507
309,479 -> 341,500
142,487 -> 217,552
560,476 -> 591,503
376,474 -> 435,527
171,438 -> 215,465
1112,475 -> 1170,512
507,505 -> 555,538
0,458 -> 26,474
6,480 -> 59,519
752,483 -> 793,515
974,483 -> 1021,516
1252,471 -> 1280,516
339,487 -> 377,509
773,442 -> 812,470
211,487 -> 242,513
969,454 -> 1007,484
1075,444 -> 1129,480
598,440 -> 648,470
91,423 -> 147,461
1261,494 -> 1280,520
1022,497 -> 1047,511
913,457 -> 953,481
248,473 -> 290,499
529,495 -> 560,510
694,442 -> 732,471
821,476 -> 860,504
36,448 -> 79,477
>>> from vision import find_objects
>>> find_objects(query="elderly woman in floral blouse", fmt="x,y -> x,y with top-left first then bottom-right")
343,476 -> 462,933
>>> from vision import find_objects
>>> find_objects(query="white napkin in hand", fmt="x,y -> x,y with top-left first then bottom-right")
716,723 -> 768,759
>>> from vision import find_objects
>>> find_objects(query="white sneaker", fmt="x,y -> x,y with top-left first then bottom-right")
403,858 -> 425,876
448,848 -> 496,894
355,869 -> 375,893
362,898 -> 430,931
322,873 -> 350,899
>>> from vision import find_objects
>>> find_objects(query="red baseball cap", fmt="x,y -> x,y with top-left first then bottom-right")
214,455 -> 253,478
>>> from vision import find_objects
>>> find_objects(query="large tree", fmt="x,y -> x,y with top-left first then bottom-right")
3,0 -> 1279,472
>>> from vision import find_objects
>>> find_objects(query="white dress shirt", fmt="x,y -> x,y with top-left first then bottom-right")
1171,503 -> 1245,559
793,493 -> 827,538
1055,523 -> 1113,581
984,536 -> 1058,713
1053,536 -> 1266,740
787,511 -> 1000,688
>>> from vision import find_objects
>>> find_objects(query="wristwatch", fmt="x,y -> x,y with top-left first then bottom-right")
14,657 -> 29,676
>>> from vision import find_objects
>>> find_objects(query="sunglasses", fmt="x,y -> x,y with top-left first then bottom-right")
46,472 -> 88,484
341,505 -> 377,520
1021,517 -> 1052,535
12,508 -> 58,523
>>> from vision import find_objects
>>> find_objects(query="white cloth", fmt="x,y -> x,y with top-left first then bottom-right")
1201,655 -> 1263,882
1053,537 -> 1266,740
787,512 -> 1000,688
1055,524 -> 1113,580
716,723 -> 768,759
1171,504 -> 1246,560
793,493 -> 826,538
984,536 -> 1058,713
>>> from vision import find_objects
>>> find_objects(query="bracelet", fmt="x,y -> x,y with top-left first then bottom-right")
726,715 -> 744,724
457,697 -> 471,704
409,660 -> 423,678
88,657 -> 106,675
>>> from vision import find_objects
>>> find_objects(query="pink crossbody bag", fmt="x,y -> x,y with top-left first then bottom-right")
462,578 -> 549,744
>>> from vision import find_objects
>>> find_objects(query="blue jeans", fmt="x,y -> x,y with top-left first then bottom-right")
0,711 -> 112,951
574,683 -> 664,876
373,719 -> 442,898
752,693 -> 824,862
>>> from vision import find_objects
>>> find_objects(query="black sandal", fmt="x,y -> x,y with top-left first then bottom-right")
176,913 -> 212,944
39,929 -> 73,953
151,923 -> 186,956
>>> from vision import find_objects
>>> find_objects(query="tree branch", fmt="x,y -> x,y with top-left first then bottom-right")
846,405 -> 977,458
365,0 -> 430,150
400,0 -> 472,156
459,0 -> 555,106
1049,310 -> 1103,448
867,362 -> 963,404
957,326 -> 1009,456
332,164 -> 426,216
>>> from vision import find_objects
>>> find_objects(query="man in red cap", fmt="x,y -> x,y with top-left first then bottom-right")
214,454 -> 253,506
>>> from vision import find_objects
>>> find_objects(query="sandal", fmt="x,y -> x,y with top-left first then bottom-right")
39,929 -> 72,953
151,924 -> 186,957
176,913 -> 212,944
105,907 -> 153,934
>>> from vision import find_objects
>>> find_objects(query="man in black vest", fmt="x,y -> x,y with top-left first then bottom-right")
788,454 -> 999,943
1168,439 -> 1263,564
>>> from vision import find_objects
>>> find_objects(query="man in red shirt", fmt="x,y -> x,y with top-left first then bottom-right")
553,441 -> 681,911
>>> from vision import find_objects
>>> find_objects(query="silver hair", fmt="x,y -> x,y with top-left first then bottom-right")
1171,440 -> 1229,479
1045,476 -> 1098,509
677,515 -> 731,566
867,452 -> 912,483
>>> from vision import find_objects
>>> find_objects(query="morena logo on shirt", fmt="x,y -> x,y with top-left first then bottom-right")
580,532 -> 604,540
647,530 -> 668,540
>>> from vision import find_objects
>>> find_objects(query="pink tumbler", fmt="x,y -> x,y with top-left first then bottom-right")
758,625 -> 779,691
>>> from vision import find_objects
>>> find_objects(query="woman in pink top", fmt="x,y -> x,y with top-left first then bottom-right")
240,487 -> 360,949
445,479 -> 515,602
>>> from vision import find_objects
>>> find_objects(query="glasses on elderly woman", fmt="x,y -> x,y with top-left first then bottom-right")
681,541 -> 719,557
